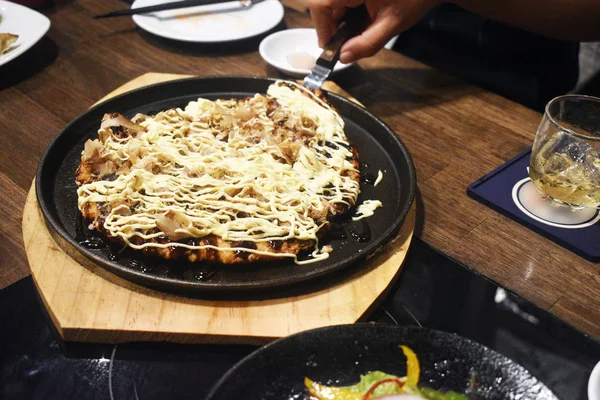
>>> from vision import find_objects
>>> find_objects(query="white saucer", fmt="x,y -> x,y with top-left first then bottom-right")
259,28 -> 352,77
0,0 -> 50,67
131,0 -> 284,43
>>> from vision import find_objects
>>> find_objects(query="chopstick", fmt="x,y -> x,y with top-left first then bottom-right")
93,0 -> 235,19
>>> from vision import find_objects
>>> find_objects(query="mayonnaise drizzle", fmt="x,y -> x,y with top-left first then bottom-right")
77,81 -> 382,264
374,170 -> 383,186
352,200 -> 383,221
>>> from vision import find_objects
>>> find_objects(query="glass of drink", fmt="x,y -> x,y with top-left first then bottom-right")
529,95 -> 600,210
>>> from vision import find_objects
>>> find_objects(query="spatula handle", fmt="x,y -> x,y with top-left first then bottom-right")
316,5 -> 370,69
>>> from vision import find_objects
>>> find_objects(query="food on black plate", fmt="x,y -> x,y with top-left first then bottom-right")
76,80 -> 382,265
305,346 -> 468,400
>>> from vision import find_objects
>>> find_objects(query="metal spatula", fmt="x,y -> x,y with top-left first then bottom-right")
303,5 -> 369,90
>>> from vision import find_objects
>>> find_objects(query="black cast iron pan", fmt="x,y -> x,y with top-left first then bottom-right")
205,324 -> 560,400
36,76 -> 416,295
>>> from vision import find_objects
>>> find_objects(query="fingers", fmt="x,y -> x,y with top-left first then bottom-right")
309,0 -> 363,47
331,7 -> 347,22
339,12 -> 400,63
309,0 -> 336,47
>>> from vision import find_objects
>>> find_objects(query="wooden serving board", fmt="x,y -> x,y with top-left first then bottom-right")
22,73 -> 415,344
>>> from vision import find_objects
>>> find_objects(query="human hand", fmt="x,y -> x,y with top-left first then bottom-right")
308,0 -> 440,63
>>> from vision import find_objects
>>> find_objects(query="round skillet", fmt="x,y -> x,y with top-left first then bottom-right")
36,76 -> 416,295
205,324 -> 560,400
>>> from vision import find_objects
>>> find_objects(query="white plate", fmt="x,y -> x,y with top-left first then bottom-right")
0,0 -> 50,67
259,28 -> 352,78
131,0 -> 284,43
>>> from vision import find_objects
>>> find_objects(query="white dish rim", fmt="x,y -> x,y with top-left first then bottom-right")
259,28 -> 352,77
131,0 -> 284,43
0,0 -> 51,67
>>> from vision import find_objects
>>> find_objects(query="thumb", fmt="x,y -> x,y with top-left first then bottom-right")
339,12 -> 400,63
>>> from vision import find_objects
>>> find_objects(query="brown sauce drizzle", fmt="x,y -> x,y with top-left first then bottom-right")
75,214 -> 220,281
360,163 -> 376,185
348,220 -> 371,242
108,245 -> 127,261
233,250 -> 249,260
182,238 -> 200,246
79,237 -> 107,249
193,270 -> 216,282
337,141 -> 352,150
232,241 -> 257,250
76,214 -> 108,249
204,238 -> 217,259
362,173 -> 376,185
127,259 -> 149,273
233,241 -> 257,260
268,240 -> 283,250
328,223 -> 348,240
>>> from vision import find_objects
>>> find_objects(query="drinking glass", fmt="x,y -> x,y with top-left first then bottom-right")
529,95 -> 600,210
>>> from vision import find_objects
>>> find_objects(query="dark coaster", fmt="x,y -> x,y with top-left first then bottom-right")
467,147 -> 600,262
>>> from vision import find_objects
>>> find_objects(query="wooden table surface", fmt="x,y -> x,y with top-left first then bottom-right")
1,0 -> 598,339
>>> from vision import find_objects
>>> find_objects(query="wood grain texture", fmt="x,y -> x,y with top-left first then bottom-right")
24,184 -> 415,344
21,72 -> 414,344
2,0 -> 597,338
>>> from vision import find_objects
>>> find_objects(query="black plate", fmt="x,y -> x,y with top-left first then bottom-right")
205,324 -> 559,400
36,76 -> 416,294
